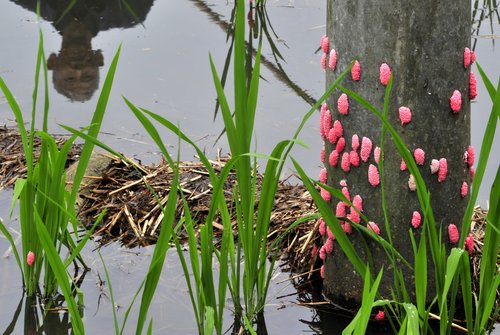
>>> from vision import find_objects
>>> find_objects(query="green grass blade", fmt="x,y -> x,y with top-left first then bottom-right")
476,63 -> 497,101
98,250 -> 120,335
401,303 -> 420,335
461,74 -> 499,246
292,158 -> 366,276
135,171 -> 177,335
0,78 -> 31,172
0,219 -> 24,283
33,209 -> 84,334
203,307 -> 215,335
69,44 -> 122,216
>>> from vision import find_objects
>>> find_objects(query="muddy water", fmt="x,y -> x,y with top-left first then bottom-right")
1,0 -> 499,333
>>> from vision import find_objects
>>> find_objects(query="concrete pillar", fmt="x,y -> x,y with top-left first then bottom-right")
321,0 -> 472,307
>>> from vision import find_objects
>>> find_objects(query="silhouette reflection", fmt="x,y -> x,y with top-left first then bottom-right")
12,0 -> 155,102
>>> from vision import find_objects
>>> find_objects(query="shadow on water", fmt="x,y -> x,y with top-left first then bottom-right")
10,0 -> 155,102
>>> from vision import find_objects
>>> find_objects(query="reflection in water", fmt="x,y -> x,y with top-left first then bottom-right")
11,0 -> 155,102
2,269 -> 87,334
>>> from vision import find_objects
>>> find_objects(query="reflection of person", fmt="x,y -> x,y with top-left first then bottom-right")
12,0 -> 154,102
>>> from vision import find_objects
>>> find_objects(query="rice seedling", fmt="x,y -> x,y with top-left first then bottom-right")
122,0 -> 354,331
294,66 -> 499,333
0,29 -> 122,334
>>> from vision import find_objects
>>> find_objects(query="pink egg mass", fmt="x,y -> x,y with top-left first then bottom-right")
438,158 -> 448,182
448,224 -> 459,244
351,134 -> 360,151
463,47 -> 471,68
27,251 -> 35,267
411,211 -> 421,229
465,234 -> 474,254
374,146 -> 381,164
450,90 -> 462,113
408,174 -> 417,191
319,168 -> 327,183
467,145 -> 475,167
461,181 -> 468,198
368,164 -> 380,187
333,120 -> 344,138
398,106 -> 412,126
367,221 -> 380,235
400,159 -> 407,171
349,150 -> 360,167
341,186 -> 351,203
329,49 -> 337,71
360,137 -> 372,162
329,149 -> 339,167
338,93 -> 349,115
469,71 -> 477,100
351,60 -> 361,81
321,35 -> 329,54
379,63 -> 391,86
352,195 -> 363,212
336,137 -> 346,153
341,152 -> 351,172
414,148 -> 425,165
336,201 -> 346,218
430,159 -> 440,174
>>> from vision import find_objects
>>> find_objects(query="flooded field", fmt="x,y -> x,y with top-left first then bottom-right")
1,0 -> 499,333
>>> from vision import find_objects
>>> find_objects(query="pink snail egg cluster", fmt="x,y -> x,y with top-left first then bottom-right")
321,35 -> 329,54
374,146 -> 381,164
398,106 -> 412,126
321,53 -> 327,70
338,93 -> 349,115
27,251 -> 35,267
329,150 -> 339,167
465,234 -> 474,254
400,159 -> 407,171
379,63 -> 391,86
469,71 -> 477,100
352,195 -> 363,212
450,90 -> 462,113
341,152 -> 351,172
360,137 -> 372,162
351,60 -> 361,81
408,174 -> 417,191
341,186 -> 351,204
448,224 -> 459,244
461,181 -> 468,198
351,134 -> 360,151
367,221 -> 380,235
368,164 -> 380,187
430,159 -> 440,174
411,211 -> 421,229
438,158 -> 448,182
349,150 -> 360,167
336,137 -> 346,153
414,148 -> 425,165
329,49 -> 337,71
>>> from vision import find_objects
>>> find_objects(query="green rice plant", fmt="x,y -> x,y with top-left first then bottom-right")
62,119 -> 179,335
207,0 -> 355,321
0,28 -> 120,307
122,0 -> 353,330
294,65 -> 499,333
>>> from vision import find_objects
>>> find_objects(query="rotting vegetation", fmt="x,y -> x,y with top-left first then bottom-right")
1,125 -> 497,312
